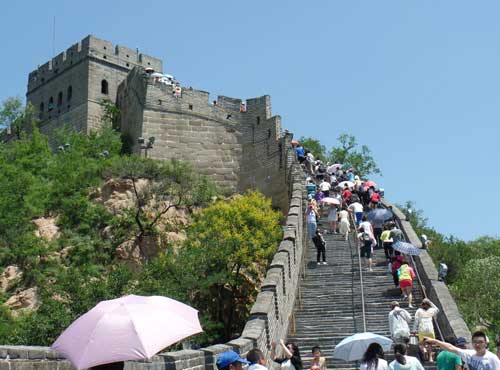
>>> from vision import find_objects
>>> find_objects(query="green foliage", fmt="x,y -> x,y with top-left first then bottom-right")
329,133 -> 381,177
104,156 -> 219,238
450,256 -> 500,334
182,191 -> 282,340
0,97 -> 37,138
294,133 -> 381,178
0,106 -> 276,348
298,136 -> 327,162
403,200 -> 500,336
0,97 -> 23,131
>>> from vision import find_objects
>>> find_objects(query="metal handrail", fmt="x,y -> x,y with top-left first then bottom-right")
349,212 -> 367,333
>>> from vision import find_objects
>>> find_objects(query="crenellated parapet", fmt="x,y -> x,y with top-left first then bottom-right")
27,35 -> 162,93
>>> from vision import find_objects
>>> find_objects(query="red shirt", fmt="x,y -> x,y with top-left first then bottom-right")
371,193 -> 381,203
343,189 -> 352,201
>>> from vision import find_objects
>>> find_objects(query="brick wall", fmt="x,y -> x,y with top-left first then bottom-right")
118,68 -> 291,210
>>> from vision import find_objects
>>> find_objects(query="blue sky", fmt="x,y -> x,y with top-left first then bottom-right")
1,1 -> 499,241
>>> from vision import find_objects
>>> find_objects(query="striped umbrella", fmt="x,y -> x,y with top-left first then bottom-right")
392,241 -> 422,256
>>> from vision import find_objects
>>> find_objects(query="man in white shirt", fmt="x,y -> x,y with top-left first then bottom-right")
348,201 -> 364,226
319,179 -> 331,197
425,331 -> 500,370
388,301 -> 412,343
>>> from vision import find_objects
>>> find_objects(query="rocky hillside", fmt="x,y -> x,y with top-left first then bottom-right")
0,125 -> 282,347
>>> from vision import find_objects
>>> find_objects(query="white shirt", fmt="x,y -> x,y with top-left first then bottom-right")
249,364 -> 269,370
413,302 -> 439,334
457,349 -> 500,370
319,181 -> 331,192
339,210 -> 349,222
280,359 -> 296,370
307,210 -> 317,223
349,202 -> 363,213
388,307 -> 412,338
361,359 -> 388,370
389,356 -> 425,370
359,221 -> 374,238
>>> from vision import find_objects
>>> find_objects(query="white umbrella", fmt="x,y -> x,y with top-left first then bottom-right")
338,181 -> 354,190
333,332 -> 393,361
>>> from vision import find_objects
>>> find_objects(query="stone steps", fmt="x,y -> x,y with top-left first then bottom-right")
286,218 -> 436,370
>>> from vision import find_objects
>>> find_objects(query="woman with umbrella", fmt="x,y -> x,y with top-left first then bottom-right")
397,261 -> 416,308
360,343 -> 388,370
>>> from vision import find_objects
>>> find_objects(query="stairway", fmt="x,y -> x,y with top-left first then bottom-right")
286,215 -> 436,370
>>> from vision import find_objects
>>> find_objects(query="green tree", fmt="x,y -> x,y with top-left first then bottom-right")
0,97 -> 37,138
329,133 -> 381,177
298,136 -> 327,162
104,157 -> 218,241
450,256 -> 500,335
180,191 -> 282,341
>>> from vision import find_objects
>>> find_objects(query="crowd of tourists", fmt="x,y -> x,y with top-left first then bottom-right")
212,141 -> 500,370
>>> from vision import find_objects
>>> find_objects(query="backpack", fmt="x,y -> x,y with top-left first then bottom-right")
362,232 -> 371,241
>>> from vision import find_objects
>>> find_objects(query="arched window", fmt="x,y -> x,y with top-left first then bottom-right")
57,91 -> 63,106
67,85 -> 73,101
39,102 -> 44,119
101,79 -> 109,95
48,97 -> 54,111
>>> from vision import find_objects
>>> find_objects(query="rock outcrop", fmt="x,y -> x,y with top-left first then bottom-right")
33,217 -> 60,241
5,287 -> 39,316
0,266 -> 22,293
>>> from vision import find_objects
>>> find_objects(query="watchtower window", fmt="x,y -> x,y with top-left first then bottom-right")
48,97 -> 54,111
57,92 -> 63,106
256,116 -> 261,125
189,104 -> 193,110
39,102 -> 44,119
67,86 -> 73,101
101,80 -> 109,95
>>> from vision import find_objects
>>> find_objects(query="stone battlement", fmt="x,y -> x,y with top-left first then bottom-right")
27,35 -> 162,93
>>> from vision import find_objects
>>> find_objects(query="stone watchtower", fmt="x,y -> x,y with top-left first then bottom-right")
26,35 -> 162,136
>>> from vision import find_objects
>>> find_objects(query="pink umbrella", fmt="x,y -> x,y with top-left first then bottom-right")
363,180 -> 377,188
52,295 -> 203,370
321,197 -> 341,205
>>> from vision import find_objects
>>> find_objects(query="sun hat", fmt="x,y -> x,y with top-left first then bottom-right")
216,351 -> 250,370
